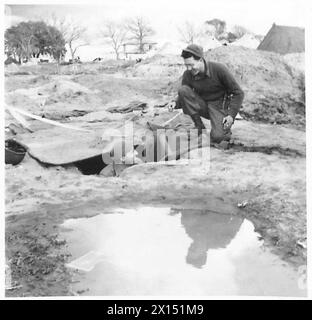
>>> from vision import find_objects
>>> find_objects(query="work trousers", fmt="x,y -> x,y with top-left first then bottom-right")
177,85 -> 232,143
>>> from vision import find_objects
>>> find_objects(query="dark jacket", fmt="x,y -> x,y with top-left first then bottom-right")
177,59 -> 244,118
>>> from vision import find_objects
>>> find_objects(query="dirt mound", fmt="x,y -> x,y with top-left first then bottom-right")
5,63 -> 60,76
230,34 -> 260,49
8,78 -> 94,103
131,54 -> 184,78
5,78 -> 102,119
283,53 -> 305,73
206,46 -> 305,127
4,60 -> 136,78
5,63 -> 20,72
44,79 -> 94,96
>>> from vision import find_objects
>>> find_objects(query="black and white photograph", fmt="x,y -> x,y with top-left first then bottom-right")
2,0 -> 310,299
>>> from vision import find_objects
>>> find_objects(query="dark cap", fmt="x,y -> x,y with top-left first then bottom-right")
182,44 -> 204,59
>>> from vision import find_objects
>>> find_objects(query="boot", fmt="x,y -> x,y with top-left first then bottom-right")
211,140 -> 230,150
190,114 -> 206,135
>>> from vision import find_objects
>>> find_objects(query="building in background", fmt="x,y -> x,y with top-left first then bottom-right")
257,23 -> 305,54
122,42 -> 157,60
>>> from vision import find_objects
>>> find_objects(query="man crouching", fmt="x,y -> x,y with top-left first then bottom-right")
167,44 -> 244,149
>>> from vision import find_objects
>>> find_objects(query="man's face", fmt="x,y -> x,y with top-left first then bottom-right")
184,57 -> 203,76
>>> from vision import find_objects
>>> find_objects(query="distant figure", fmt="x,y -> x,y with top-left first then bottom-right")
167,44 -> 244,149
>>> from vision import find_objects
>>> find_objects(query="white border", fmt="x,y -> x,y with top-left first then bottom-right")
1,0 -> 311,301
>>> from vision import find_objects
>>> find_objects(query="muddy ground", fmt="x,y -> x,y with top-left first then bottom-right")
5,51 -> 306,297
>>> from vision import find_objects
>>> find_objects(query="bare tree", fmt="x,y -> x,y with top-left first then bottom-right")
45,13 -> 88,60
101,21 -> 127,60
205,19 -> 226,39
67,24 -> 88,60
232,25 -> 251,39
126,16 -> 155,53
178,21 -> 202,45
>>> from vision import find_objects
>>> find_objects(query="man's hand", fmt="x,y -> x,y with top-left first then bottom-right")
222,115 -> 234,129
167,101 -> 176,112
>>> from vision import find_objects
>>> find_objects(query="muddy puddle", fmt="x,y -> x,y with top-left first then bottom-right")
60,207 -> 306,297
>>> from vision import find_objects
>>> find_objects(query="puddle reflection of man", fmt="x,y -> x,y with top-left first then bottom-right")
174,209 -> 243,268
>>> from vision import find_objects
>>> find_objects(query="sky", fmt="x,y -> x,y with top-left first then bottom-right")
4,0 -> 309,37
3,0 -> 310,60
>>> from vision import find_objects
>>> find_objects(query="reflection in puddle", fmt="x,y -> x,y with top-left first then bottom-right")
60,207 -> 306,297
178,209 -> 243,269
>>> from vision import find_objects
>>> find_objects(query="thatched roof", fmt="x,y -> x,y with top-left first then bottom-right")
257,23 -> 305,54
